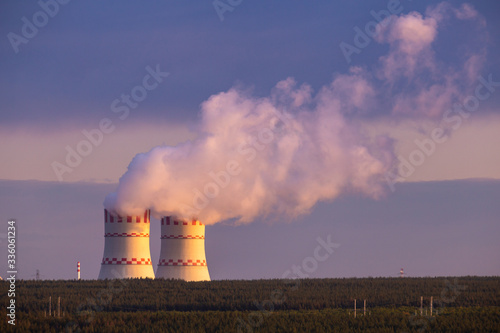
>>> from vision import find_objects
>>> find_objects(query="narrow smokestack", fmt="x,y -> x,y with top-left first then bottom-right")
77,261 -> 80,280
98,209 -> 155,279
156,216 -> 210,281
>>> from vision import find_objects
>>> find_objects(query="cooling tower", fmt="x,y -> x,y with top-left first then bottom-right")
98,209 -> 155,279
156,217 -> 210,281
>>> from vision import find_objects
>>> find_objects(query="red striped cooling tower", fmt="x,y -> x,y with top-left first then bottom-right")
98,209 -> 155,279
156,216 -> 210,281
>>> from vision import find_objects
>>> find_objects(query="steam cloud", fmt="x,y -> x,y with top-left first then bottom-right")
104,2 -> 486,225
105,77 -> 394,224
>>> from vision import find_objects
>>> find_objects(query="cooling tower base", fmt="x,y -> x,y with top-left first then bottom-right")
156,266 -> 210,282
98,264 -> 155,280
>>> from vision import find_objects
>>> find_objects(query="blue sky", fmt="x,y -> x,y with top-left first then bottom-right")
2,1 -> 499,126
0,0 -> 499,279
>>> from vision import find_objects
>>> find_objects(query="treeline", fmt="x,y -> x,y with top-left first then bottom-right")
0,277 -> 498,332
2,276 -> 498,314
2,306 -> 500,332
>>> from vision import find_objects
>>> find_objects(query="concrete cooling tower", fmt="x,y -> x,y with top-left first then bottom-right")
98,209 -> 155,279
156,216 -> 210,281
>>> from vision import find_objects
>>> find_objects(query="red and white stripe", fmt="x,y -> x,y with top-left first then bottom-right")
161,234 -> 204,239
161,216 -> 203,226
104,232 -> 149,237
158,259 -> 207,266
101,257 -> 152,265
104,209 -> 150,223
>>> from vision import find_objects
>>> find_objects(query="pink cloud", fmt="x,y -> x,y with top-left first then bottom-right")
374,2 -> 487,118
392,80 -> 459,118
454,3 -> 481,21
318,67 -> 376,115
376,12 -> 438,81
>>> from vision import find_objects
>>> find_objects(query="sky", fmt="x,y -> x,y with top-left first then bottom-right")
0,0 -> 499,280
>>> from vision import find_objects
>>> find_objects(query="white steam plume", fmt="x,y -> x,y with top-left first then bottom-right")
105,3 -> 485,224
104,77 -> 394,224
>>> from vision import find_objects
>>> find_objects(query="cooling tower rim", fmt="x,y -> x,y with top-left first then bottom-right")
161,216 -> 204,226
104,209 -> 150,224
